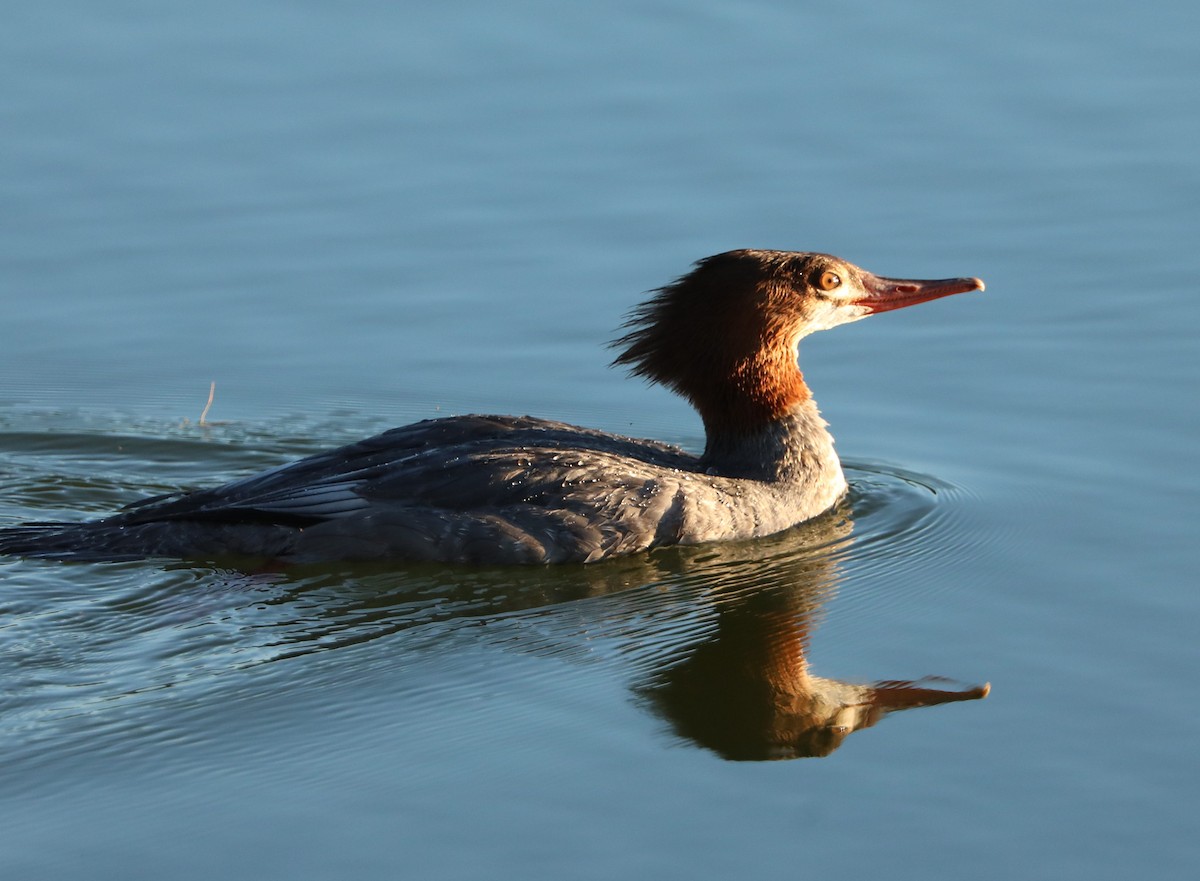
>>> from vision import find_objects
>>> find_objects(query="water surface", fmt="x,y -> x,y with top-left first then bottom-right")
2,1 -> 1197,878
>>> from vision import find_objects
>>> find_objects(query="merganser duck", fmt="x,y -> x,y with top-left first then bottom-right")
0,250 -> 983,564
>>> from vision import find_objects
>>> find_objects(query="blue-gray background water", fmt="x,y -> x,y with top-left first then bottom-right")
1,1 -> 1197,878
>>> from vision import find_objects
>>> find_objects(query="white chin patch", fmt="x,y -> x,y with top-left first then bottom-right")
803,301 -> 871,335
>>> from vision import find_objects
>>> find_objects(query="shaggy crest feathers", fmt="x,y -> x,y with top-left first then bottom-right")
611,250 -> 798,384
610,250 -> 815,434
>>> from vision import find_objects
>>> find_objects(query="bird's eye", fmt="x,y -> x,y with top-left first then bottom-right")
818,270 -> 842,291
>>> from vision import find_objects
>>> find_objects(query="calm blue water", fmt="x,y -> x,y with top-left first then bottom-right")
2,1 -> 1198,878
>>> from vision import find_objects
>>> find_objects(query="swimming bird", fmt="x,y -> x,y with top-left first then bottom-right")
0,250 -> 983,564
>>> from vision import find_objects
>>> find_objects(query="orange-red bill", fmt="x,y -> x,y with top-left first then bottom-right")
870,679 -> 991,711
856,272 -> 985,314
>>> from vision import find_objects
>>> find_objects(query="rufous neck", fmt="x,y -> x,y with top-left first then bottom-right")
692,350 -> 811,439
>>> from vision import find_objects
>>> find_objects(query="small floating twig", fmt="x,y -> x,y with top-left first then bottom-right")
199,381 -> 216,425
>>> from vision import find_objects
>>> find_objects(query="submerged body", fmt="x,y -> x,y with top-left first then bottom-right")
0,250 -> 983,565
0,409 -> 843,564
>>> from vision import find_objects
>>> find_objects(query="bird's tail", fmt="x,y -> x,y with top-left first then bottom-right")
0,517 -> 303,563
0,522 -> 146,562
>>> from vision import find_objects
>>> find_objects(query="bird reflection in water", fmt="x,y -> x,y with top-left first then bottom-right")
621,502 -> 988,760
222,494 -> 987,762
639,579 -> 988,760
